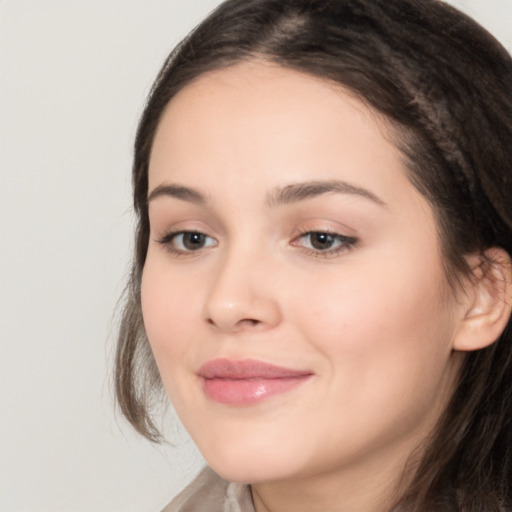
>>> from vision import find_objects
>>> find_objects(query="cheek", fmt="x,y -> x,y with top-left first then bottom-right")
140,256 -> 198,370
297,264 -> 445,341
287,259 -> 460,458
140,256 -> 209,419
291,253 -> 457,399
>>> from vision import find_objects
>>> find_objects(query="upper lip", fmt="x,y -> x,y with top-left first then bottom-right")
198,358 -> 313,380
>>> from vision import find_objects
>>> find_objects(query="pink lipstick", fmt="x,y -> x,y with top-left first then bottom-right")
198,359 -> 313,406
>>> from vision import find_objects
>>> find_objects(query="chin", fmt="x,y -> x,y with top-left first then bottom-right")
200,441 -> 305,485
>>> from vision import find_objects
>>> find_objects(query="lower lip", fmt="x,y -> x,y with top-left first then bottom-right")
202,376 -> 311,406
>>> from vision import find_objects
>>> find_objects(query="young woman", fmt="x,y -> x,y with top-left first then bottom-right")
115,0 -> 512,510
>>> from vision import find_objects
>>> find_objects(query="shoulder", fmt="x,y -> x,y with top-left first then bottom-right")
160,466 -> 254,512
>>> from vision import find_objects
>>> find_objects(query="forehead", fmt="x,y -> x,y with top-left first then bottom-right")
154,61 -> 391,147
148,61 -> 421,212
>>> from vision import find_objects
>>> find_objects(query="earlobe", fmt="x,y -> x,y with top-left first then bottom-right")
453,247 -> 512,352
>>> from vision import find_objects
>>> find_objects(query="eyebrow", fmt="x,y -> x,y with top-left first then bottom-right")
267,180 -> 387,207
147,184 -> 206,204
147,179 -> 386,207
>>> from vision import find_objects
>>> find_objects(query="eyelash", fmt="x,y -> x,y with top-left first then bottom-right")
156,231 -> 217,257
156,229 -> 358,258
291,230 -> 358,258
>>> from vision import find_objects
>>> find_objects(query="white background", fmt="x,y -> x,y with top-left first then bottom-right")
1,1 -> 511,511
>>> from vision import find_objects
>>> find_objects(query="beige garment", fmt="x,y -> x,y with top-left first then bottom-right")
161,466 -> 255,512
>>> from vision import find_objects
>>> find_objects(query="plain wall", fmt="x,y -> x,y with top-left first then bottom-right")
1,1 -> 511,511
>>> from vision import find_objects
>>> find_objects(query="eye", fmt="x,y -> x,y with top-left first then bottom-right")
157,231 -> 217,254
292,231 -> 357,257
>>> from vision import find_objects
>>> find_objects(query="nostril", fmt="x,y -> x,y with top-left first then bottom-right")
239,318 -> 261,327
205,316 -> 261,330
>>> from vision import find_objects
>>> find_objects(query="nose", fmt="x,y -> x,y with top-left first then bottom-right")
202,248 -> 282,333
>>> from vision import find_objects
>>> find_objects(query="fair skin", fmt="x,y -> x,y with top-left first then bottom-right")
141,62 -> 497,512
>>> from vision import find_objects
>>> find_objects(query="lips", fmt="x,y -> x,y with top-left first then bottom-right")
198,359 -> 313,406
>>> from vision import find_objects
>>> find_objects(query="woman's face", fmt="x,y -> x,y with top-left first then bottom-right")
142,62 -> 465,486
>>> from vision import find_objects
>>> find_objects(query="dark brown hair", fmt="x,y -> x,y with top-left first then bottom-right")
115,0 -> 512,509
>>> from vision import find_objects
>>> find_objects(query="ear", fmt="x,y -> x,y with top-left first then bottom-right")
453,247 -> 512,352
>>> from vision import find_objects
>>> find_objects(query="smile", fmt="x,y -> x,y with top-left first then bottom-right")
198,358 -> 314,406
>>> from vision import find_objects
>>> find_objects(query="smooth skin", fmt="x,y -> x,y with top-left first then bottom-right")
141,62 -> 511,512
